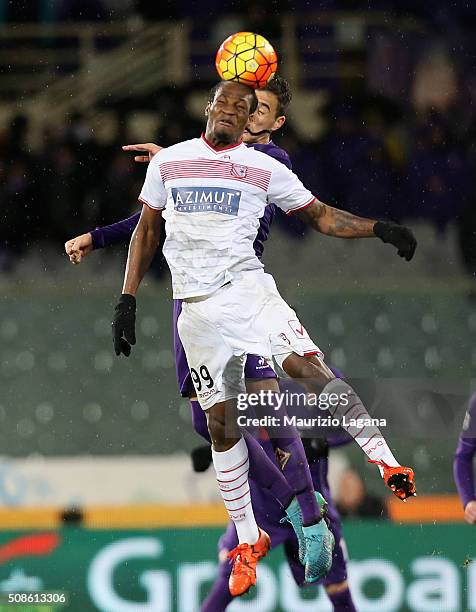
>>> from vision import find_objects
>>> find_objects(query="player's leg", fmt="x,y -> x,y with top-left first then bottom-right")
243,357 -> 334,582
178,300 -> 272,596
176,299 -> 299,510
304,445 -> 358,611
201,522 -> 236,612
244,358 -> 322,527
280,352 -> 416,499
206,397 -> 271,596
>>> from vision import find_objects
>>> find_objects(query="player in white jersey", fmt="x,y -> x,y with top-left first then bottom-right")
112,80 -> 417,595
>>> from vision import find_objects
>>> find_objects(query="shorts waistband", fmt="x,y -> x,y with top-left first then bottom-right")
184,281 -> 231,303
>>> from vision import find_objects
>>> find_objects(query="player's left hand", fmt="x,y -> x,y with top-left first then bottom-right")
112,294 -> 136,356
122,143 -> 162,163
373,221 -> 417,261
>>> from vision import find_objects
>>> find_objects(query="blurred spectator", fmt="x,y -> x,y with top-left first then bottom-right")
336,468 -> 388,519
412,45 -> 458,114
406,114 -> 471,231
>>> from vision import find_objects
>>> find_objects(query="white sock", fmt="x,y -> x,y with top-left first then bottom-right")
323,378 -> 399,475
212,437 -> 259,544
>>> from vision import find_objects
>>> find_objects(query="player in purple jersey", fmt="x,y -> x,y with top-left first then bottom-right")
194,371 -> 357,612
454,392 -> 476,524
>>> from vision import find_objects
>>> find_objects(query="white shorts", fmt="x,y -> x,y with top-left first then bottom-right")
258,273 -> 323,377
178,271 -> 323,410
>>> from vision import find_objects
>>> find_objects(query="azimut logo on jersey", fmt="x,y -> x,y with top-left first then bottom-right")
171,187 -> 241,215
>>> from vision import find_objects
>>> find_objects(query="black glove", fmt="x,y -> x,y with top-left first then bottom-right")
373,221 -> 417,261
112,294 -> 136,356
191,445 -> 213,472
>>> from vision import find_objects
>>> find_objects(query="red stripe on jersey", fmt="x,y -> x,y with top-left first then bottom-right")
159,159 -> 271,192
286,197 -> 317,216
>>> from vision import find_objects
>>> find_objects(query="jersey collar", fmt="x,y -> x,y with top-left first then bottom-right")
200,133 -> 244,154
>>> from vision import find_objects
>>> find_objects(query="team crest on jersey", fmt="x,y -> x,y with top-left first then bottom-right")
231,163 -> 247,178
275,447 -> 291,471
288,319 -> 310,340
171,187 -> 241,216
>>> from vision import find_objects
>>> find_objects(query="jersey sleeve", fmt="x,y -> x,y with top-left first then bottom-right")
138,154 -> 167,211
91,212 -> 140,249
267,161 -> 315,215
266,147 -> 292,170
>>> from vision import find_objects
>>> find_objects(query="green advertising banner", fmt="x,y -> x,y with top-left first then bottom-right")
0,522 -> 474,612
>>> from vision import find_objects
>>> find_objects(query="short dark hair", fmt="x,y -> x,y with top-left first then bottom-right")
208,81 -> 259,114
263,75 -> 292,117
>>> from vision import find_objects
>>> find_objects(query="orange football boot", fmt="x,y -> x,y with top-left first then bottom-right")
369,459 -> 416,500
228,528 -> 271,596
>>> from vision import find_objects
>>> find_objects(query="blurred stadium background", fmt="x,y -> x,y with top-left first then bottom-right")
1,1 -> 476,610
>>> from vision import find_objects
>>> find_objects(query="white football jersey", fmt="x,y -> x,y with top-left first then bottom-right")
139,135 -> 315,299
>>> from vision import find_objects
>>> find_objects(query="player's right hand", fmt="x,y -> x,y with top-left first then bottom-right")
122,143 -> 162,163
465,501 -> 476,524
112,294 -> 136,357
64,233 -> 93,264
373,221 -> 417,261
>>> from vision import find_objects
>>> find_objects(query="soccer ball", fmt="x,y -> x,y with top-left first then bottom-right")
215,32 -> 278,89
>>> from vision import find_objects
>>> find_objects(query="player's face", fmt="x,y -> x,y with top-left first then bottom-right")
206,82 -> 255,144
244,90 -> 285,144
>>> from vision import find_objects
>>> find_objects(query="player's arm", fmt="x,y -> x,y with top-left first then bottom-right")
65,213 -> 141,264
112,150 -> 166,357
296,200 -> 416,261
122,204 -> 162,296
112,204 -> 162,357
268,162 -> 416,261
454,436 -> 476,524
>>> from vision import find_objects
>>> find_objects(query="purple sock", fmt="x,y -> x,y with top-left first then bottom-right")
243,430 -> 294,509
273,435 -> 320,526
201,572 -> 233,612
327,587 -> 357,611
190,400 -> 211,443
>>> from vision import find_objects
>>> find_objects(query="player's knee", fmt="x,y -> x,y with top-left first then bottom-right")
207,410 -> 232,450
207,413 -> 225,443
282,353 -> 333,389
207,416 -> 241,451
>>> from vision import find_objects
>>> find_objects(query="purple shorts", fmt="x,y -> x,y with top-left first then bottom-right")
173,299 -> 276,397
218,454 -> 347,587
